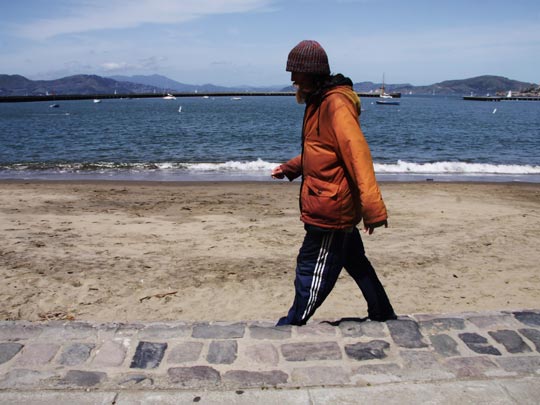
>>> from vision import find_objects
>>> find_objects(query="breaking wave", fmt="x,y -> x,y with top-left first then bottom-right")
373,160 -> 540,175
1,159 -> 539,181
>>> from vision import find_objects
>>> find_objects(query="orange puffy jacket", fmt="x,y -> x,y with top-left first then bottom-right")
280,79 -> 387,229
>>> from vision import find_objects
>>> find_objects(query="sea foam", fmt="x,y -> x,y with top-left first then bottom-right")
374,160 -> 540,175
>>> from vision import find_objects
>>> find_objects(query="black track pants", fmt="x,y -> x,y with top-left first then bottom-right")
276,226 -> 395,326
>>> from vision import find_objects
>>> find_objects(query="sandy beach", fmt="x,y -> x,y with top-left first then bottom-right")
0,180 -> 538,323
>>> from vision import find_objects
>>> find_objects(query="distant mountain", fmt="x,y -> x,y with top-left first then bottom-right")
0,74 -> 161,96
1,73 -> 537,97
109,74 -> 207,92
352,81 -> 415,94
384,75 -> 536,96
413,76 -> 538,96
110,74 -> 285,93
286,75 -> 536,96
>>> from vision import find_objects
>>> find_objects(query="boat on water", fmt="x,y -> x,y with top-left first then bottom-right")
376,73 -> 400,105
49,104 -> 59,108
376,99 -> 400,105
163,93 -> 176,100
93,99 -> 101,103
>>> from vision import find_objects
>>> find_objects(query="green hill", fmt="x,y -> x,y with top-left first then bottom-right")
0,74 -> 160,96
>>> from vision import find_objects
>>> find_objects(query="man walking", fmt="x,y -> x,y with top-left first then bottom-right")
272,40 -> 396,326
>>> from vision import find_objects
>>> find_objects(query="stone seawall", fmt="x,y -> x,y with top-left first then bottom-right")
1,309 -> 539,392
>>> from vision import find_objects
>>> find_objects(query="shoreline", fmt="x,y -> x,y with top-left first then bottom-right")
2,178 -> 540,185
1,180 -> 539,323
2,174 -> 540,184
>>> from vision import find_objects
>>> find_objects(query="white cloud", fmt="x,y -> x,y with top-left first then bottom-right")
101,62 -> 131,71
16,0 -> 273,40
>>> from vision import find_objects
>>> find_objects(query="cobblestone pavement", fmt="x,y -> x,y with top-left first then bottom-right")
0,309 -> 539,401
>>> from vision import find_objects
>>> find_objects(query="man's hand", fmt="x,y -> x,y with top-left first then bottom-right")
271,165 -> 285,179
363,220 -> 388,235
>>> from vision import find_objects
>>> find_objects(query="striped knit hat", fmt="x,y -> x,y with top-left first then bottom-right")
286,40 -> 330,75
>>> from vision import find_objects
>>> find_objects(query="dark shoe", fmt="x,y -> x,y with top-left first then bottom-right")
369,313 -> 397,322
276,316 -> 290,326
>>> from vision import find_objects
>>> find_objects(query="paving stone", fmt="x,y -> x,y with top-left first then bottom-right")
489,330 -> 532,354
419,318 -> 465,332
58,343 -> 95,366
167,342 -> 203,363
249,323 -> 292,340
61,370 -> 107,387
429,334 -> 460,357
0,323 -> 43,341
192,322 -> 245,339
498,376 -> 540,404
401,350 -> 441,369
92,340 -> 127,367
445,356 -> 500,378
244,343 -> 279,366
514,311 -> 540,327
223,370 -> 289,387
114,323 -> 146,337
138,324 -> 191,340
353,363 -> 403,384
387,319 -> 428,348
40,322 -> 98,340
296,322 -> 337,336
118,373 -> 155,387
519,328 -> 540,352
0,343 -> 23,365
15,343 -> 60,366
465,344 -> 502,356
207,340 -> 237,364
168,366 -> 221,388
63,322 -> 99,339
0,369 -> 58,389
290,366 -> 350,385
399,350 -> 455,381
459,333 -> 501,356
459,332 -> 488,344
281,341 -> 342,361
467,314 -> 518,329
339,320 -> 386,338
130,341 -> 167,369
496,356 -> 540,374
344,340 -> 390,361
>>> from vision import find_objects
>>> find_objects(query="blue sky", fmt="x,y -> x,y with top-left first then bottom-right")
1,0 -> 539,86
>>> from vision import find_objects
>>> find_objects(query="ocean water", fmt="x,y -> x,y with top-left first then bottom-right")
1,95 -> 539,182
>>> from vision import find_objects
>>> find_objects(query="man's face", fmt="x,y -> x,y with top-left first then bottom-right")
291,72 -> 317,104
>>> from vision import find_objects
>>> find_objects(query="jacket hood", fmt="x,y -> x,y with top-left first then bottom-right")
308,74 -> 361,115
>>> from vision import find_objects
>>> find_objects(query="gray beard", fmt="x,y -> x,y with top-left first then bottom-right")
295,88 -> 307,104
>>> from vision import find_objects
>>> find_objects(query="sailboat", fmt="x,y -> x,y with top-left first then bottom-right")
376,73 -> 400,105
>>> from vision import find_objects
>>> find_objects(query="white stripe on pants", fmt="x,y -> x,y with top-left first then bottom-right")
301,231 -> 334,321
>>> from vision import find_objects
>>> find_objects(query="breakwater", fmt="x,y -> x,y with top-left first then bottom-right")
464,95 -> 540,102
0,92 -> 401,103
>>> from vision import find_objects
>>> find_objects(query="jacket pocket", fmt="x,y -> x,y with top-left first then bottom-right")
305,176 -> 339,198
302,176 -> 341,225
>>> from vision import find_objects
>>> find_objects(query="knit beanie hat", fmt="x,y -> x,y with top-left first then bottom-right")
286,40 -> 330,75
